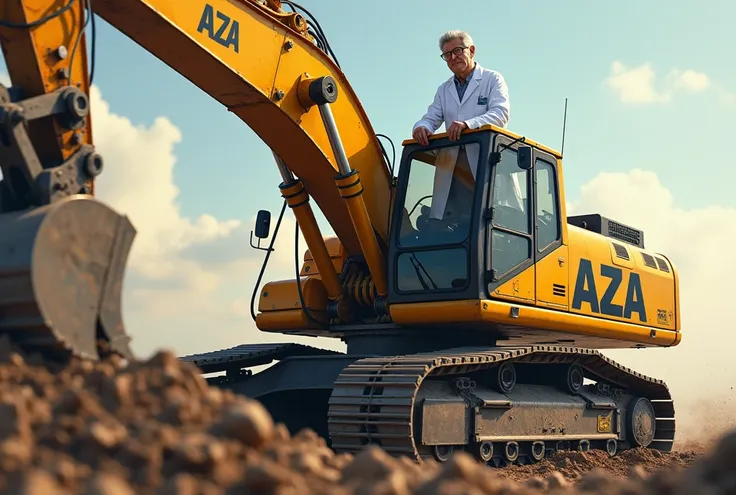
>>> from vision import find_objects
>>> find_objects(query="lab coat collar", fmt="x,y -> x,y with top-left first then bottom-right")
453,62 -> 479,85
450,63 -> 482,106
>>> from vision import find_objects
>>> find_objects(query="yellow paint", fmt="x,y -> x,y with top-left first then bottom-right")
256,308 -> 325,331
389,297 -> 679,348
300,236 -> 347,277
608,242 -> 634,270
566,226 -> 677,332
483,146 -> 678,342
662,253 -> 682,332
280,180 -> 342,299
258,277 -> 327,316
0,0 -> 94,191
336,171 -> 388,297
256,276 -> 337,332
493,267 -> 535,304
555,157 -> 571,246
49,0 -> 393,256
534,245 -> 569,309
389,300 -> 481,324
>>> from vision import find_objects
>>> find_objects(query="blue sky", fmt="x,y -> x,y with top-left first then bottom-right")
1,0 -> 735,436
80,0 -> 734,222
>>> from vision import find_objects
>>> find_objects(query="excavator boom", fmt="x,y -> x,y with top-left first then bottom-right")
0,0 -> 393,253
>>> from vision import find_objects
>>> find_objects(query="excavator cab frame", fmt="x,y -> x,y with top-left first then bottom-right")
387,128 -> 564,309
388,129 -> 492,305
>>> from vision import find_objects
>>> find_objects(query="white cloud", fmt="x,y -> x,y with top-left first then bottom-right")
606,61 -> 720,104
568,169 -> 736,441
89,86 -> 239,280
670,68 -> 711,93
607,61 -> 669,103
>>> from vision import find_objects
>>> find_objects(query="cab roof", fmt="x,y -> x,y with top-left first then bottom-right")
401,124 -> 563,159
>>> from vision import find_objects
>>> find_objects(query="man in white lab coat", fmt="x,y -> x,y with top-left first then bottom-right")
410,30 -> 512,229
412,30 -> 510,145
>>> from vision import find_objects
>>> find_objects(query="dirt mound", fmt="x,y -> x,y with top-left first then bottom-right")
496,447 -> 700,484
0,337 -> 732,494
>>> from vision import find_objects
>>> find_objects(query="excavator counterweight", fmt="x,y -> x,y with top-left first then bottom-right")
0,0 -> 682,466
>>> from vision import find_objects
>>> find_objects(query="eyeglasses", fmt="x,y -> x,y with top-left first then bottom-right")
440,46 -> 467,61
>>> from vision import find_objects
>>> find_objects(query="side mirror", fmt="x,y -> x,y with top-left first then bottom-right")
517,146 -> 533,170
254,209 -> 271,239
250,209 -> 272,252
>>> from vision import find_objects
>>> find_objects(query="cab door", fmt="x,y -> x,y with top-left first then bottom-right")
531,150 -> 568,309
485,135 -> 535,304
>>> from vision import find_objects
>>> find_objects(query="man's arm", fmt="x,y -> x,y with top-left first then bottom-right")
412,86 -> 444,134
464,71 -> 510,129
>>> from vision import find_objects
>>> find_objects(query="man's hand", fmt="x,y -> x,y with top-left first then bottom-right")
412,126 -> 431,146
448,121 -> 468,141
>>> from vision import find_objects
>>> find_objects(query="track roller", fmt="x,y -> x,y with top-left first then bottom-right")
474,441 -> 493,462
433,445 -> 454,462
504,441 -> 519,462
530,441 -> 545,462
606,439 -> 618,456
566,363 -> 584,393
492,361 -> 516,393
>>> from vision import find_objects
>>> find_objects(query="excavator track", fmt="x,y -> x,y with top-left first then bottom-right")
327,345 -> 675,465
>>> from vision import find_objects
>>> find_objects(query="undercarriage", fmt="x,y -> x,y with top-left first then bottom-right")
180,338 -> 675,466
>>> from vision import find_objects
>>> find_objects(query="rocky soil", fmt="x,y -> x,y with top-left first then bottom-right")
0,337 -> 732,494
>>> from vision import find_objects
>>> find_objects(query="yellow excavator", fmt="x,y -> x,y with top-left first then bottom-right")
0,0 -> 679,465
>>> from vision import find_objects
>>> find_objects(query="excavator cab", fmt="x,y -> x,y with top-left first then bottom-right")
389,129 -> 492,300
388,127 -> 555,306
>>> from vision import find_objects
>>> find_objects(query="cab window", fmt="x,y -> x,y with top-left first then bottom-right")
535,159 -> 560,251
490,147 -> 532,278
398,142 -> 479,248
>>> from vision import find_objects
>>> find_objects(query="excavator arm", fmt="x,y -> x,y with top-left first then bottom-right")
0,0 -> 394,360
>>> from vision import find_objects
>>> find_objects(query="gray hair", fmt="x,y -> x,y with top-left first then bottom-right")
438,30 -> 473,50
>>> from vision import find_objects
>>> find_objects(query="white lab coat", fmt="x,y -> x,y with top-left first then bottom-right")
412,64 -> 511,219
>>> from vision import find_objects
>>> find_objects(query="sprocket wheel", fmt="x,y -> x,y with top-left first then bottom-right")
627,397 -> 656,447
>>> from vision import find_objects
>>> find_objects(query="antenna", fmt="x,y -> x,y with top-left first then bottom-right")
560,97 -> 568,156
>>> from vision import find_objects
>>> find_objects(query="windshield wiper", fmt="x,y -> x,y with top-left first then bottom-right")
497,135 -> 526,153
409,253 -> 438,290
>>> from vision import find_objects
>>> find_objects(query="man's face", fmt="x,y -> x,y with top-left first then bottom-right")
441,37 -> 475,76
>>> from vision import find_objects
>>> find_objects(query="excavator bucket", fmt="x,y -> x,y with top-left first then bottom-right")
0,194 -> 135,361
